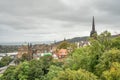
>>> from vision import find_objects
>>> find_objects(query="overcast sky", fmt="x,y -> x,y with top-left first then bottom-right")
0,0 -> 120,43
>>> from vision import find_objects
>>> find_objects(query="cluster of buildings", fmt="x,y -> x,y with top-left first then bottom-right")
17,42 -> 68,60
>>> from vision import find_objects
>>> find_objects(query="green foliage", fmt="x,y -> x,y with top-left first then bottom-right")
1,63 -> 30,80
102,62 -> 120,80
0,56 -> 12,67
0,74 -> 3,78
40,55 -> 53,74
11,61 -> 30,80
95,49 -> 120,76
88,39 -> 105,72
111,36 -> 120,49
57,41 -> 70,49
1,66 -> 16,80
14,53 -> 30,63
21,53 -> 30,61
1,55 -> 53,80
97,31 -> 112,50
57,41 -> 77,52
65,39 -> 104,72
28,59 -> 44,80
53,69 -> 99,80
43,65 -> 63,80
28,56 -> 53,80
90,33 -> 98,39
52,60 -> 64,67
64,31 -> 120,79
65,47 -> 90,70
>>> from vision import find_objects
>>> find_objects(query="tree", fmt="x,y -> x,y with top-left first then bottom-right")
88,39 -> 105,72
111,36 -> 120,49
40,55 -> 53,74
57,41 -> 70,49
65,39 -> 104,72
64,47 -> 90,70
14,61 -> 30,80
0,56 -> 12,67
28,59 -> 44,80
28,55 -> 53,80
53,69 -> 99,80
1,66 -> 16,80
95,49 -> 120,77
2,61 -> 30,80
43,65 -> 63,80
21,53 -> 29,61
14,53 -> 30,64
97,31 -> 112,50
57,41 -> 77,53
102,62 -> 120,80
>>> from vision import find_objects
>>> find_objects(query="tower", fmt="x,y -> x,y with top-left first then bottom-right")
64,37 -> 67,41
90,16 -> 97,37
28,43 -> 33,60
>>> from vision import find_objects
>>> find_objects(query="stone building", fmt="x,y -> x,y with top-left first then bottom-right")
17,43 -> 33,60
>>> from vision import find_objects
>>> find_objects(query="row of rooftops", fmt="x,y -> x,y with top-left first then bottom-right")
17,40 -> 90,60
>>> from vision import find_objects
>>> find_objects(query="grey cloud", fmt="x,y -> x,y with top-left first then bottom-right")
0,0 -> 120,43
94,0 -> 120,15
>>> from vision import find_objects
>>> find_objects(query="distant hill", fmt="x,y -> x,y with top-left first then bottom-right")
55,36 -> 89,44
112,34 -> 120,38
67,36 -> 89,43
57,34 -> 120,44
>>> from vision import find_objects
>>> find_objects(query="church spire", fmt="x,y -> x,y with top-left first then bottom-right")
90,16 -> 97,37
92,16 -> 95,31
64,37 -> 66,41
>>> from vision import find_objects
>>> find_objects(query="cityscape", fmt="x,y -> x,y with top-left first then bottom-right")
0,0 -> 120,80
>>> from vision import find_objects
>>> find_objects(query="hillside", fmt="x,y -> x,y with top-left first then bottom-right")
57,34 -> 120,43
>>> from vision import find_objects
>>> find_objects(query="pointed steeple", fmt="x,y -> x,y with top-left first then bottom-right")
54,40 -> 56,44
92,16 -> 95,31
64,37 -> 67,41
90,16 -> 97,37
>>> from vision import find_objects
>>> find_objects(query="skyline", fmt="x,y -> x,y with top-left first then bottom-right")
0,0 -> 120,43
